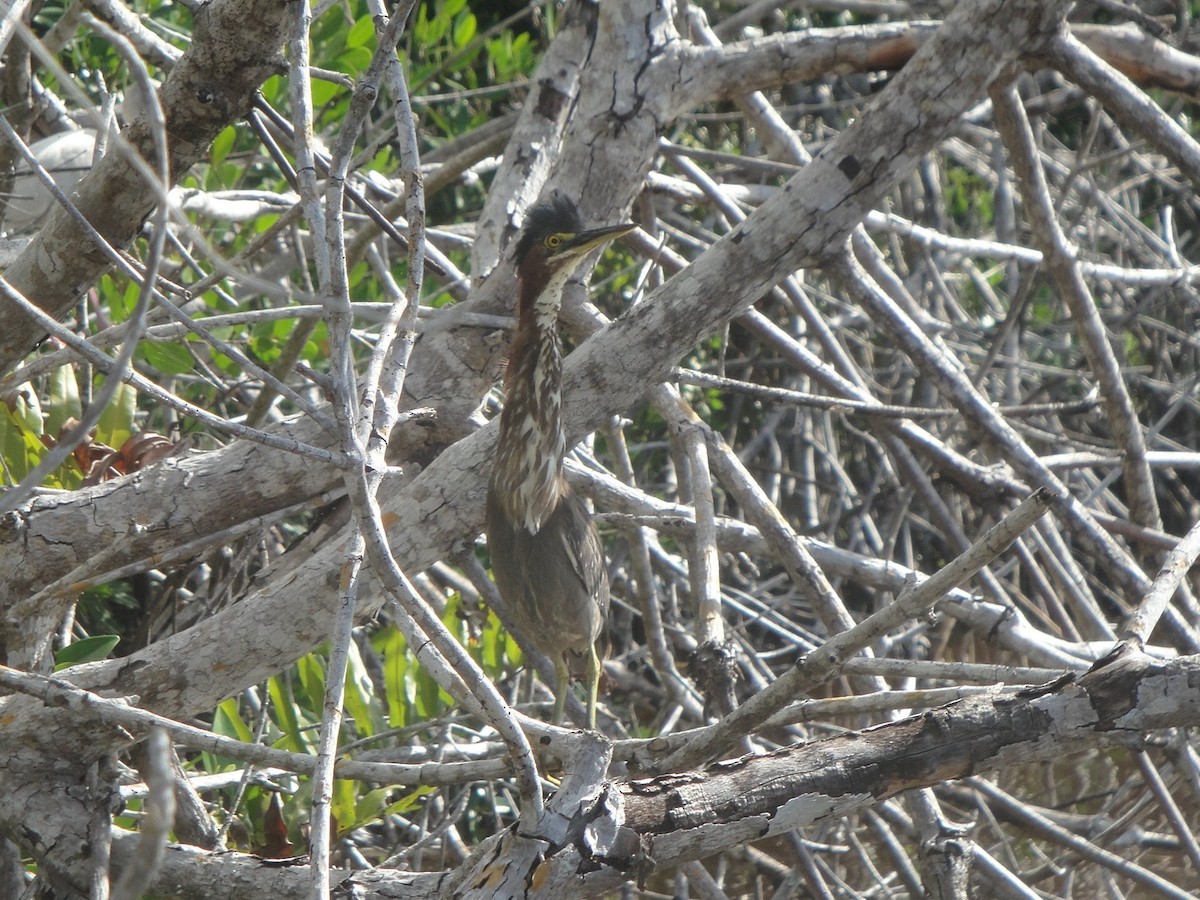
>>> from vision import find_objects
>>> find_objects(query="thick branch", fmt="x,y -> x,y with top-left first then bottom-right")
70,648 -> 1200,899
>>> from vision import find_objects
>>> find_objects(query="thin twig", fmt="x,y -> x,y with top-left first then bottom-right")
659,488 -> 1056,771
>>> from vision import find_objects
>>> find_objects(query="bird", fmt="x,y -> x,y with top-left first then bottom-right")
485,194 -> 634,728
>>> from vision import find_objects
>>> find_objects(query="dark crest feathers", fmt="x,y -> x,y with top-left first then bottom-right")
514,193 -> 583,264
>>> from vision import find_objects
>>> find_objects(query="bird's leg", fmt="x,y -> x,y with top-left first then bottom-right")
552,656 -> 570,725
585,643 -> 601,729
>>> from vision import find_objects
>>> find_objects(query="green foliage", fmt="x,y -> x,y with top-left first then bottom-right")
93,380 -> 138,449
1122,329 -> 1146,368
1028,282 -> 1060,327
75,581 -> 142,646
945,167 -> 994,231
3,0 -> 547,496
54,634 -> 121,669
486,31 -> 533,83
381,627 -> 410,728
0,388 -> 46,484
209,126 -> 237,168
138,339 -> 194,376
190,604 -> 519,850
43,366 -> 82,438
268,669 -> 310,753
205,698 -> 253,778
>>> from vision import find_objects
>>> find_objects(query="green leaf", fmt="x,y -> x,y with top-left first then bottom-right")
480,605 -> 504,673
54,635 -> 120,669
310,78 -> 341,108
269,674 -> 306,752
441,593 -> 463,639
102,278 -> 141,323
94,380 -> 138,450
347,785 -> 435,834
414,656 -> 442,719
381,785 -> 435,818
345,641 -> 383,739
336,46 -> 374,77
382,628 -> 408,728
453,12 -> 476,47
259,74 -> 284,106
331,778 -> 359,836
44,366 -> 82,438
7,383 -> 42,435
138,340 -> 194,376
214,697 -> 254,743
251,213 -> 280,236
0,399 -> 45,484
412,4 -> 431,44
296,652 -> 327,714
348,786 -> 392,833
423,12 -> 447,45
346,14 -> 376,49
210,125 -> 237,168
206,698 -> 253,773
505,628 -> 522,666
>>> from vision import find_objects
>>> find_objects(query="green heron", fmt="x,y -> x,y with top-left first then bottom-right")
485,194 -> 634,727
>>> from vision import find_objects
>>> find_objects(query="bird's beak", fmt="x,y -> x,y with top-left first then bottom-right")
563,222 -> 637,256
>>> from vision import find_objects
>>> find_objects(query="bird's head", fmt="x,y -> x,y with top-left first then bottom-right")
513,194 -> 635,308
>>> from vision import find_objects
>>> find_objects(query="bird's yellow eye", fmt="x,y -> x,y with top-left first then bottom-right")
545,234 -> 563,249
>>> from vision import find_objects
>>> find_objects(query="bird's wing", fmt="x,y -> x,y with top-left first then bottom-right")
557,491 -> 610,617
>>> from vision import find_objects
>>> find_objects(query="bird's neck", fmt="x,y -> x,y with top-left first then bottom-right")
492,295 -> 567,534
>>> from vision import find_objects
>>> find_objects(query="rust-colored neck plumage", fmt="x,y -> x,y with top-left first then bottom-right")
490,263 -> 574,534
